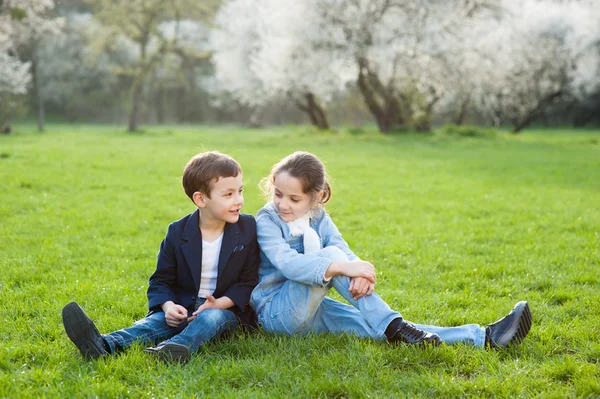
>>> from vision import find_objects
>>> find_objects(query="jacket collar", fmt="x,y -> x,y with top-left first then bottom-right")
181,209 -> 241,291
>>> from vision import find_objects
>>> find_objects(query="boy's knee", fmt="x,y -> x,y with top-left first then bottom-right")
317,246 -> 349,262
194,308 -> 228,325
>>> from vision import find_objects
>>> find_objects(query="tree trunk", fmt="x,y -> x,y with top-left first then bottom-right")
357,66 -> 388,133
174,87 -> 185,123
512,90 -> 563,134
128,78 -> 143,132
155,84 -> 165,124
31,56 -> 45,132
306,93 -> 329,130
356,58 -> 407,133
454,98 -> 470,126
295,93 -> 329,130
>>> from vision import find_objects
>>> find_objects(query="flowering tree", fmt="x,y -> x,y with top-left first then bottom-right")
212,0 -> 355,129
85,0 -> 218,131
472,0 -> 598,132
212,0 -> 510,132
313,0 -> 503,132
0,0 -> 63,131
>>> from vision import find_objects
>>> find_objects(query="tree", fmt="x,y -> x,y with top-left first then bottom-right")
0,0 -> 63,131
85,0 -> 218,132
212,0 -> 354,130
472,0 -> 597,132
257,0 -> 502,133
35,13 -> 119,122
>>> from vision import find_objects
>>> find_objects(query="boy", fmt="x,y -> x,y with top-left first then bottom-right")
62,151 -> 259,363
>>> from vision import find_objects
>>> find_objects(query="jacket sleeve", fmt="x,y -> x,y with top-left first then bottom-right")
256,210 -> 331,287
147,223 -> 178,311
222,217 -> 260,311
321,213 -> 359,261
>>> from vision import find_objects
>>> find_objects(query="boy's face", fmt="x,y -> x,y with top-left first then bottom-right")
198,174 -> 244,225
273,171 -> 320,222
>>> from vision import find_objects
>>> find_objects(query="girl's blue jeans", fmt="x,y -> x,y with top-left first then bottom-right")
102,298 -> 239,354
257,246 -> 486,347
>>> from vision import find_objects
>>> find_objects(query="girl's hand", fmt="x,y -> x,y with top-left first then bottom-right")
349,277 -> 375,300
343,260 -> 376,283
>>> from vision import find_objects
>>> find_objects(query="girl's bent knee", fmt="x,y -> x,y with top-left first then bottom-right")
318,246 -> 349,262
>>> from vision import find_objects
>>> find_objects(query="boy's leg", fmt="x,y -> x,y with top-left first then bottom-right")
155,308 -> 239,354
62,302 -> 182,358
62,302 -> 110,359
102,311 -> 183,354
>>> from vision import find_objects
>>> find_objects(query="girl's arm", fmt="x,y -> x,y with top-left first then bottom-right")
257,211 -> 332,287
321,213 -> 360,261
321,213 -> 377,290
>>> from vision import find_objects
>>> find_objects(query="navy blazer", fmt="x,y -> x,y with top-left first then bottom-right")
146,210 -> 259,326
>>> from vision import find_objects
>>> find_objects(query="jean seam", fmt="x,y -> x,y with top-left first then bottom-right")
111,322 -> 176,349
185,313 -> 236,351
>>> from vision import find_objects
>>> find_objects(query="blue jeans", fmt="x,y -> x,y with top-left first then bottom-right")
102,298 -> 239,354
257,246 -> 486,347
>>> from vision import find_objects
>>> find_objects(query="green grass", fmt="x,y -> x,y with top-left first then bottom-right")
1,124 -> 599,398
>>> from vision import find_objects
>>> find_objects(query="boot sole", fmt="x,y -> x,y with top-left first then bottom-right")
145,344 -> 191,364
427,335 -> 443,346
62,302 -> 105,359
495,301 -> 532,348
511,301 -> 532,346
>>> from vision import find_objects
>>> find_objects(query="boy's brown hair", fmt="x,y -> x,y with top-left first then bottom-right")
182,151 -> 242,201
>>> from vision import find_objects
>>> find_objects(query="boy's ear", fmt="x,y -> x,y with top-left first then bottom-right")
192,191 -> 206,208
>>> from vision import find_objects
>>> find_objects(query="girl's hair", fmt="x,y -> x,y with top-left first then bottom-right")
261,151 -> 332,205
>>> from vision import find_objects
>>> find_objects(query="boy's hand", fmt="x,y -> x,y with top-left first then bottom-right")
164,303 -> 188,327
188,295 -> 235,322
191,295 -> 217,317
349,277 -> 375,301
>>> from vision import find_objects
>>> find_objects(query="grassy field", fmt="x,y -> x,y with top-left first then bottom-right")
0,124 -> 598,398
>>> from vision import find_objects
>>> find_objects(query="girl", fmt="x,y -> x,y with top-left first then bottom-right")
250,151 -> 532,348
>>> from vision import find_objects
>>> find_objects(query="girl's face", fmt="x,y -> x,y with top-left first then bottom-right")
273,171 -> 320,222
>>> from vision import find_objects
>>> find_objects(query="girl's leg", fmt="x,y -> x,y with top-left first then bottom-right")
319,246 -> 400,337
310,297 -> 382,338
258,279 -> 330,336
157,308 -> 240,353
410,322 -> 486,348
102,311 -> 183,353
259,246 -> 399,339
318,246 -> 485,347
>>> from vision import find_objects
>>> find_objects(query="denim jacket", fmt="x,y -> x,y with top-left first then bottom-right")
250,202 -> 358,313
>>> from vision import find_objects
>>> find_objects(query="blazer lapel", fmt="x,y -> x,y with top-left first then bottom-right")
181,210 -> 203,292
217,221 -> 240,277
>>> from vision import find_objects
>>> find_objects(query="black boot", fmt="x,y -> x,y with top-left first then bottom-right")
62,302 -> 109,359
387,319 -> 442,346
485,301 -> 532,349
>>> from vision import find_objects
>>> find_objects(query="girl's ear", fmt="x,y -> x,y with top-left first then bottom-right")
315,190 -> 325,205
193,191 -> 206,208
